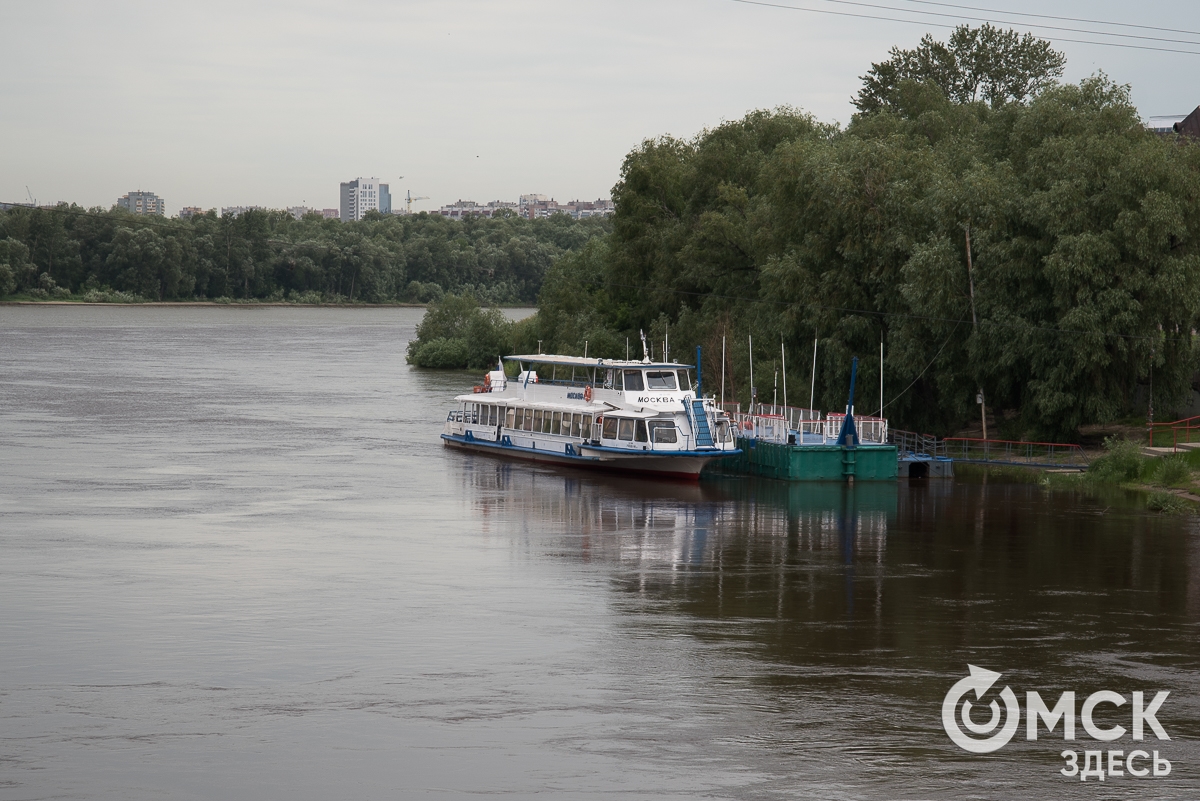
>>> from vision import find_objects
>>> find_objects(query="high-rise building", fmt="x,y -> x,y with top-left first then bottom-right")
117,190 -> 165,216
339,177 -> 390,222
178,206 -> 205,220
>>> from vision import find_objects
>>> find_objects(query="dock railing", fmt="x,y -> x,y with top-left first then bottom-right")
942,437 -> 1089,469
889,429 -> 945,457
1148,415 -> 1200,450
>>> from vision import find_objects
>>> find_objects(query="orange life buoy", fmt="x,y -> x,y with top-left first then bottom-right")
583,385 -> 593,402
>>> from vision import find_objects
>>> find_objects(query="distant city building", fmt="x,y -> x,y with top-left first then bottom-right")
517,195 -> 613,220
287,206 -> 317,220
1146,114 -> 1189,134
178,206 -> 205,220
435,199 -> 518,219
220,205 -> 265,217
117,190 -> 165,216
434,196 -> 614,221
320,208 -> 339,220
339,177 -> 390,222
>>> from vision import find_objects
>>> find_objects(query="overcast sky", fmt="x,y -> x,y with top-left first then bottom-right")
3,1 -> 1199,215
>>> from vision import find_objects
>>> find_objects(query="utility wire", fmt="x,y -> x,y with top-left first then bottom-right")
730,0 -> 1200,55
815,0 -> 1200,46
880,321 -> 960,411
899,0 -> 1200,38
595,277 -> 1189,344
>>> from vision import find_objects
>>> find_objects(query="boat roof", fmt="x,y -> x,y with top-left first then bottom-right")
504,354 -> 693,369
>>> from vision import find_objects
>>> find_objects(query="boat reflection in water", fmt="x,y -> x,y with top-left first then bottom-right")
454,457 -> 1200,797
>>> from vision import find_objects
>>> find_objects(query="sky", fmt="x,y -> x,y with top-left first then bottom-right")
3,0 -> 1199,215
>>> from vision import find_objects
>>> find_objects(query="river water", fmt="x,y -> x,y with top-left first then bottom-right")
1,305 -> 1197,800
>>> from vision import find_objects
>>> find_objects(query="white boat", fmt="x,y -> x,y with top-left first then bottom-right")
441,354 -> 742,480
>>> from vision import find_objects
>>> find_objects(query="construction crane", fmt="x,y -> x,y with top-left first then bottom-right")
406,190 -> 429,214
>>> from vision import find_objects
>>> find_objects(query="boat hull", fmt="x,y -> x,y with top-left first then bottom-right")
441,433 -> 726,480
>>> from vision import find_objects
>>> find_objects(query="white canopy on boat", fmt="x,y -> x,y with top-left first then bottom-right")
503,354 -> 692,369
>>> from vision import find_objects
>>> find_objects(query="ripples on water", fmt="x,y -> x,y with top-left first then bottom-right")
1,306 -> 1197,799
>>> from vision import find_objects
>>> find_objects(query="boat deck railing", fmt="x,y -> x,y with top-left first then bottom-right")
727,409 -> 889,446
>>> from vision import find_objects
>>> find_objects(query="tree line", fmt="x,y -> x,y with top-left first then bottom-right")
410,25 -> 1200,439
0,205 -> 611,304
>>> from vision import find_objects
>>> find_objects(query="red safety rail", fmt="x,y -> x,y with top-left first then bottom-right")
943,437 -> 1089,468
1147,416 -> 1200,450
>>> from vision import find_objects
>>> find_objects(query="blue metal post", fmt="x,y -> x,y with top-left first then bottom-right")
836,357 -> 859,448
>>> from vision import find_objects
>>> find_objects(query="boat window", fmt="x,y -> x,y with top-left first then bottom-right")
551,412 -> 562,434
561,413 -> 573,436
649,422 -> 678,443
645,371 -> 676,390
622,370 -> 644,392
523,409 -> 534,431
613,370 -> 623,391
602,417 -> 618,440
618,418 -> 635,441
582,414 -> 592,437
635,420 -> 648,442
570,414 -> 582,437
677,370 -> 693,391
716,420 -> 731,443
506,408 -> 515,428
542,411 -> 554,434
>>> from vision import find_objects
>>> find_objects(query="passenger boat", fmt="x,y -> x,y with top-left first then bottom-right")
441,353 -> 742,479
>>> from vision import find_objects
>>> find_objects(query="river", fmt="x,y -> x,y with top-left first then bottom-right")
1,305 -> 1197,799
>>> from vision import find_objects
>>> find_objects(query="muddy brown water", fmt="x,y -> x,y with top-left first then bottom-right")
1,306 -> 1197,799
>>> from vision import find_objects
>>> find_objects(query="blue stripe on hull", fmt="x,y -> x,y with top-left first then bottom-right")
441,434 -> 735,480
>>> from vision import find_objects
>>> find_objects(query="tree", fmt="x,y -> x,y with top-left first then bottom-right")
854,24 -> 1065,114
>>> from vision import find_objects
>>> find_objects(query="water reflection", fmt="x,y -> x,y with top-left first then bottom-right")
458,457 -> 1200,795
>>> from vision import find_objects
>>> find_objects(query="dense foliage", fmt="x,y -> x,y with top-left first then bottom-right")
0,207 -> 610,304
406,293 -> 517,369
513,27 -> 1200,438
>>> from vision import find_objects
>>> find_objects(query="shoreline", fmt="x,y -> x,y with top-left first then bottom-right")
1,300 -> 430,308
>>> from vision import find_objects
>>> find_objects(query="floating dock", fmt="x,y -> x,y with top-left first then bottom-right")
721,437 -> 898,481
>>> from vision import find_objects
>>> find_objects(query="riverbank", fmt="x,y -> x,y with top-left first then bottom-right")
955,445 -> 1200,514
1,299 -> 429,308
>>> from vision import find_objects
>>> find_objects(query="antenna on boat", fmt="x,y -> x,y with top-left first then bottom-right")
781,335 -> 787,409
809,334 -> 818,410
720,333 -> 726,408
639,330 -> 650,363
748,334 -> 754,415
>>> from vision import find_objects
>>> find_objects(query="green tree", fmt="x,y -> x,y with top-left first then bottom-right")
854,24 -> 1065,114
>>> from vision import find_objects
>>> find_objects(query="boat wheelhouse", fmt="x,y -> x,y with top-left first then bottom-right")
441,354 -> 741,480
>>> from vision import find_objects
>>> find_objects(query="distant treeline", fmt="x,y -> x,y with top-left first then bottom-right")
410,26 -> 1200,440
0,206 -> 610,304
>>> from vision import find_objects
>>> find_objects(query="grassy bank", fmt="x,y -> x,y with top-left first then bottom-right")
955,439 -> 1199,514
